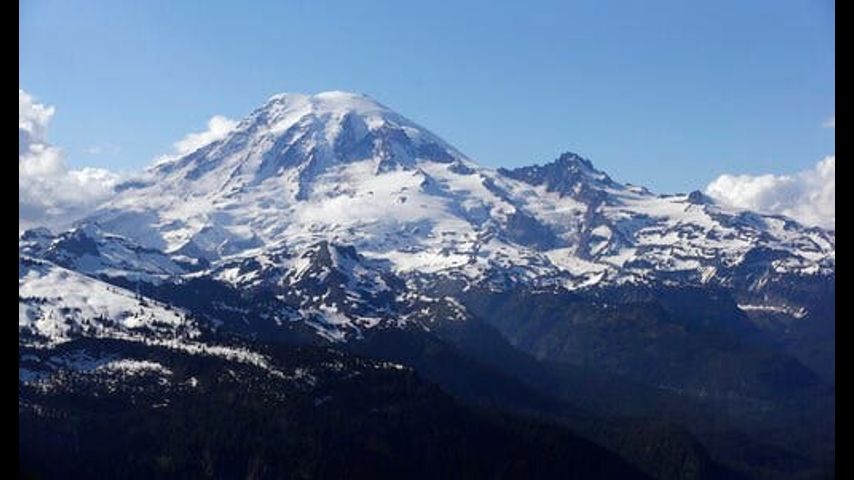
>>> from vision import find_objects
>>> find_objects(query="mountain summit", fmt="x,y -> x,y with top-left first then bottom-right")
149,90 -> 466,190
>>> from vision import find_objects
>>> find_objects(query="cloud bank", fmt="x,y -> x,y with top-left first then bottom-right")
705,155 -> 835,229
19,90 -> 120,231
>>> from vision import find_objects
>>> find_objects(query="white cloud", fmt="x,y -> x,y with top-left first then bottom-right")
823,116 -> 835,129
154,115 -> 237,166
174,115 -> 237,154
705,155 -> 835,229
19,89 -> 54,144
19,90 -> 120,231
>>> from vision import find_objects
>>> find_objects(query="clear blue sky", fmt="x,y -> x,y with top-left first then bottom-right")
20,0 -> 834,193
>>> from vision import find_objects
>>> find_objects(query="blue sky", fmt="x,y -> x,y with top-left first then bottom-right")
20,0 -> 834,194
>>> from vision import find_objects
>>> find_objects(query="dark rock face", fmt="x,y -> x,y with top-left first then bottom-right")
51,228 -> 101,257
499,152 -> 617,198
687,190 -> 713,205
503,209 -> 560,250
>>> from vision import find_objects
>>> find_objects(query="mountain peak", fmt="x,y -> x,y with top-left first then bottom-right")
268,90 -> 370,101
261,91 -> 390,119
554,151 -> 596,171
144,89 -> 464,184
101,90 -> 470,243
312,90 -> 372,101
498,151 -> 616,198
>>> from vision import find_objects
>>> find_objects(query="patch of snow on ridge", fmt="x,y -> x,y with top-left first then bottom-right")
738,303 -> 808,319
97,359 -> 173,376
19,257 -> 192,345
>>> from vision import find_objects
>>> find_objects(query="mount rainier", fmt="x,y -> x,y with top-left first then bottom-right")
20,91 -> 835,479
90,91 -> 833,284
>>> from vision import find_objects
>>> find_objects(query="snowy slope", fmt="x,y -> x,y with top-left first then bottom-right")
19,256 -> 297,381
19,256 -> 193,345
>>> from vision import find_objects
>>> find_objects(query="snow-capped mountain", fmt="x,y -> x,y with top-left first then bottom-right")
18,89 -> 835,373
76,91 -> 831,293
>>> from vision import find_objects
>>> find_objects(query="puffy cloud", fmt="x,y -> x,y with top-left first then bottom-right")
153,115 -> 237,166
19,89 -> 54,144
19,90 -> 120,231
705,156 -> 835,229
174,115 -> 237,155
823,116 -> 835,129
